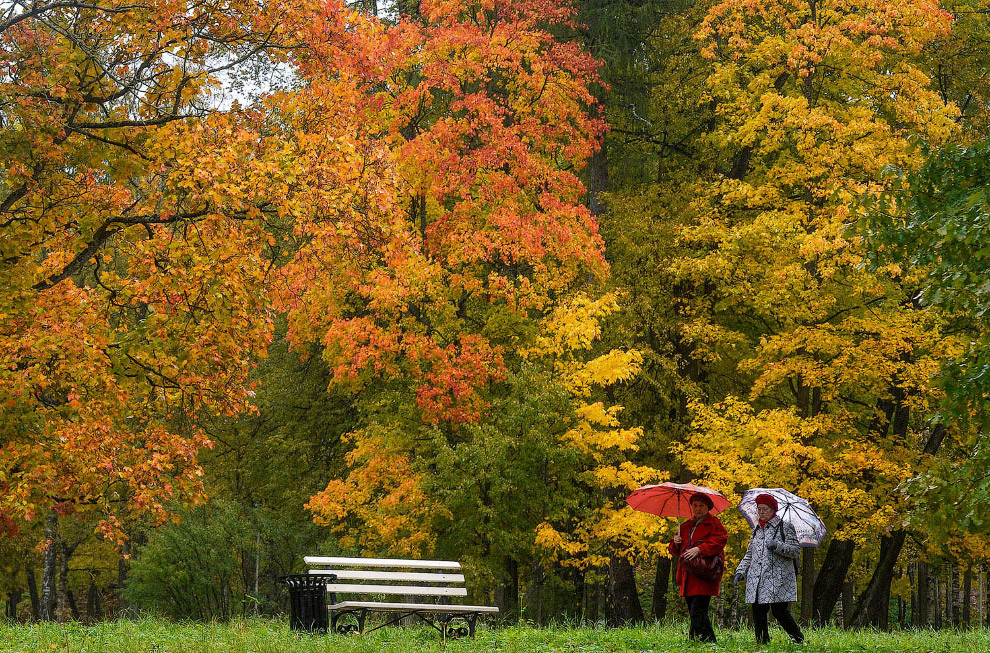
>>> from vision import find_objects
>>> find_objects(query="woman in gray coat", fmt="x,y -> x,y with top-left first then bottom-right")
732,494 -> 805,644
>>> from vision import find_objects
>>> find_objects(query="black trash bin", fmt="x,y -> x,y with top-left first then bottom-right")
284,574 -> 331,633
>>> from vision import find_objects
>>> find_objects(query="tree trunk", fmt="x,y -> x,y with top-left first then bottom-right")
980,567 -> 985,629
253,533 -> 260,618
945,564 -> 957,628
525,560 -> 545,625
909,563 -> 917,627
581,576 -> 593,623
847,394 -> 914,630
39,512 -> 58,621
652,557 -> 671,622
841,580 -> 853,628
56,540 -> 76,621
800,547 -> 814,625
86,577 -> 102,622
951,564 -> 960,628
935,574 -> 942,629
811,538 -> 855,625
607,552 -> 644,626
25,566 -> 39,621
851,530 -> 906,629
66,589 -> 80,621
117,540 -> 131,615
915,561 -> 931,627
585,579 -> 602,623
565,567 -> 583,622
5,587 -> 20,621
964,567 -> 973,628
494,556 -> 519,624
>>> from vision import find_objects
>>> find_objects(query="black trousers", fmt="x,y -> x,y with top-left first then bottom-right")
752,601 -> 804,644
684,595 -> 716,643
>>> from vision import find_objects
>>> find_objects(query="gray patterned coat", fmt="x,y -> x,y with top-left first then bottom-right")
734,516 -> 800,604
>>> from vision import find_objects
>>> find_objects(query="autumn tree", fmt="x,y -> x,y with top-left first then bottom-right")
0,0 -> 401,616
649,0 -> 963,629
294,0 -> 626,613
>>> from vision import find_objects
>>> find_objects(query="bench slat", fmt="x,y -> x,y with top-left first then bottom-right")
305,556 -> 460,570
309,570 -> 465,583
325,583 -> 467,596
329,600 -> 499,613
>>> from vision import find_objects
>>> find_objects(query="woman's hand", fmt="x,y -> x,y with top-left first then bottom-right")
672,534 -> 683,545
682,546 -> 702,560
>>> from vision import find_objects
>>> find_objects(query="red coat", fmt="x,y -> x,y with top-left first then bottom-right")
667,513 -> 728,597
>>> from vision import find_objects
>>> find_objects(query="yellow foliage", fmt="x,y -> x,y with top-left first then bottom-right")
662,0 -> 967,555
678,397 -> 919,544
529,292 -> 668,567
523,292 -> 621,360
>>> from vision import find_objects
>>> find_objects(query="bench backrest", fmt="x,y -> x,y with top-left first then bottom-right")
304,556 -> 468,599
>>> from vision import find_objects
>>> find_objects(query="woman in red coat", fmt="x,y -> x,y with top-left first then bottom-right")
667,492 -> 728,643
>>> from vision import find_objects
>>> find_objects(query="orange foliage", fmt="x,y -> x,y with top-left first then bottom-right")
0,0 -> 361,542
297,0 -> 609,549
280,0 -> 606,420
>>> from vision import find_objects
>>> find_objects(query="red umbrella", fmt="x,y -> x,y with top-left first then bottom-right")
626,482 -> 731,518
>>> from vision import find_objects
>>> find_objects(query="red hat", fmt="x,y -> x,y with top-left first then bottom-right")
689,492 -> 715,509
755,493 -> 778,512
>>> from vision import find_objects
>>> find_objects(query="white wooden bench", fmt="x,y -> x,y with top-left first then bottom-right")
304,556 -> 499,638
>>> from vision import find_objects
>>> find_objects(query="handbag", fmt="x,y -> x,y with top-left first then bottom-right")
680,551 -> 724,581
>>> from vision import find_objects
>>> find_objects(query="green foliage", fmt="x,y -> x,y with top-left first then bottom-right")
198,320 -> 356,522
428,367 -> 583,584
578,0 -> 711,187
123,501 -> 311,621
863,141 -> 990,311
861,139 -> 990,539
862,140 -> 990,402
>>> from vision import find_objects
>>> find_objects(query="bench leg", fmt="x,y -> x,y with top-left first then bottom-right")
331,608 -> 367,634
440,614 -> 477,639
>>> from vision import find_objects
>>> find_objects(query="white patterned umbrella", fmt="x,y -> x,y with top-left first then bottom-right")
737,487 -> 826,548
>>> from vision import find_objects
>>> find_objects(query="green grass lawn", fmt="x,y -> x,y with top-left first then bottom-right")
1,618 -> 986,652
